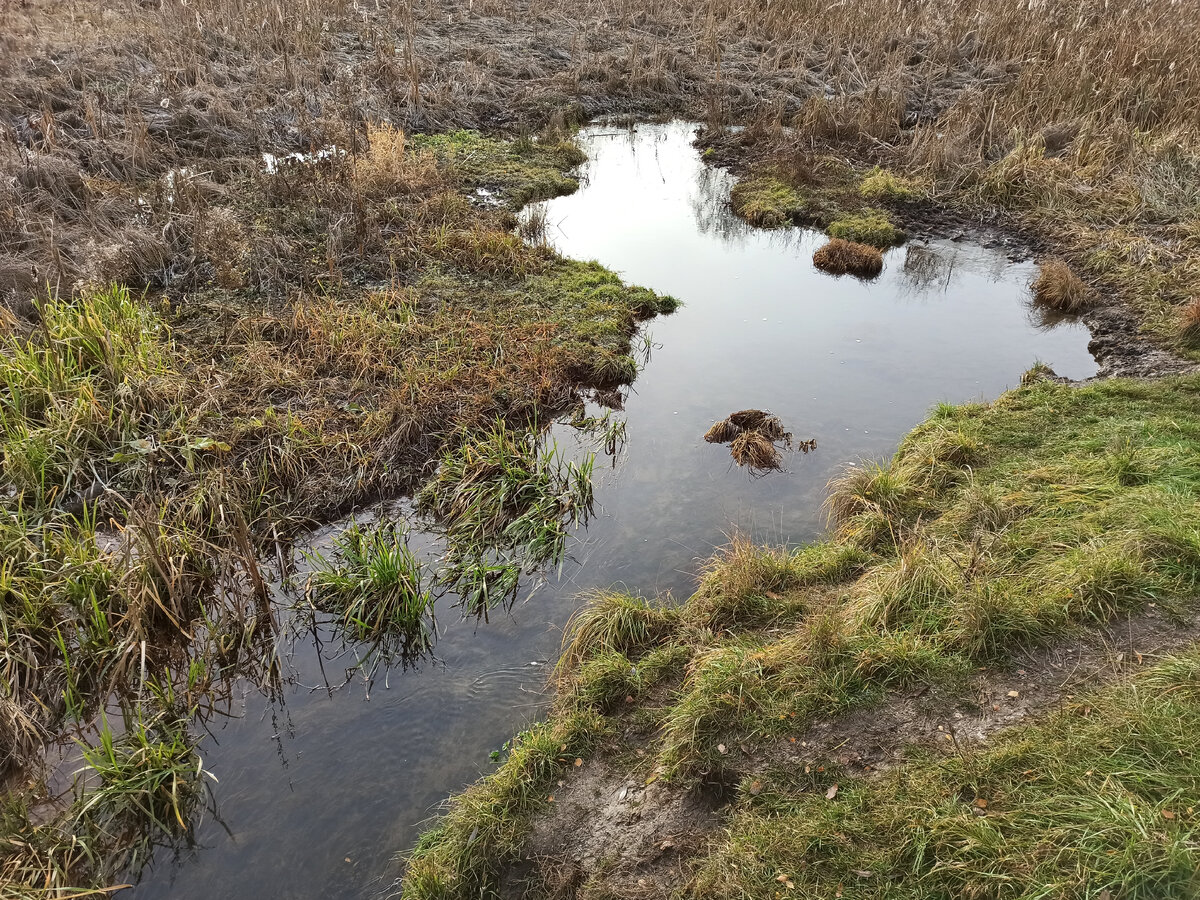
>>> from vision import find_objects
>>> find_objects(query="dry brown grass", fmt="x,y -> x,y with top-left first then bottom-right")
1181,299 -> 1200,348
3,0 -> 1200,343
813,238 -> 884,278
704,418 -> 740,443
1032,259 -> 1093,313
706,410 -> 798,472
356,123 -> 443,196
730,431 -> 783,472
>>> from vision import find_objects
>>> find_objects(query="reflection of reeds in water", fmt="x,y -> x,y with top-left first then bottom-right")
519,204 -> 550,245
903,244 -> 951,289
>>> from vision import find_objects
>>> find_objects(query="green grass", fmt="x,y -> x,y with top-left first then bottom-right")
694,652 -> 1200,899
730,175 -> 806,227
305,522 -> 433,642
827,209 -> 905,248
858,166 -> 927,202
404,374 -> 1200,897
419,420 -> 596,614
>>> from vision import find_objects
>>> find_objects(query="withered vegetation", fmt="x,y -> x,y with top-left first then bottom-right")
1032,258 -> 1094,313
813,238 -> 885,278
704,409 -> 811,474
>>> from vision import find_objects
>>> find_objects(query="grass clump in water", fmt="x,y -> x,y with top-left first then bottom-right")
826,209 -> 904,248
306,522 -> 433,642
730,176 -> 805,228
1032,258 -> 1095,313
420,420 -> 595,614
812,238 -> 884,277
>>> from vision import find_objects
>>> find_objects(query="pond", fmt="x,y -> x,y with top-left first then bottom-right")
128,122 -> 1096,898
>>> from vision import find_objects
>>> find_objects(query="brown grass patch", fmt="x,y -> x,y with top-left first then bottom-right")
730,431 -> 783,472
812,238 -> 883,278
707,409 -> 810,473
704,418 -> 741,443
355,123 -> 443,195
727,409 -> 772,431
1179,299 -> 1200,347
1032,259 -> 1093,313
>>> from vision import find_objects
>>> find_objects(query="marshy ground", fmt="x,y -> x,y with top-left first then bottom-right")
3,1 -> 1200,898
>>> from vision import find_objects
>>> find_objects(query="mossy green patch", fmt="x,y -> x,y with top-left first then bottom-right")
730,175 -> 805,228
827,209 -> 904,247
410,130 -> 585,206
858,166 -> 927,202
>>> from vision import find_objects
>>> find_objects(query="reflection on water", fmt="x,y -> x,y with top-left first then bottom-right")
128,122 -> 1097,899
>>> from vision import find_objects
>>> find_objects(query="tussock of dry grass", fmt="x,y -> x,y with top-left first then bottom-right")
705,409 -> 802,473
812,238 -> 884,278
1179,299 -> 1200,347
729,431 -> 783,471
703,418 -> 740,443
355,123 -> 442,195
1032,259 -> 1093,313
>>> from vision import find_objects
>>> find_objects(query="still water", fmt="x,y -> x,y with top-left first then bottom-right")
130,122 -> 1096,898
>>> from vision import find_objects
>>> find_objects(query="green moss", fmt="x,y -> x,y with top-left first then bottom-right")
730,175 -> 805,228
827,209 -> 905,248
858,166 -> 926,202
410,130 -> 584,206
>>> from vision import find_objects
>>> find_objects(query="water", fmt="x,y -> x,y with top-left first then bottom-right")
128,122 -> 1096,898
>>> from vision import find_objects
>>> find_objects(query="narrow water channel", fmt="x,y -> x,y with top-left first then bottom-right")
129,122 -> 1097,898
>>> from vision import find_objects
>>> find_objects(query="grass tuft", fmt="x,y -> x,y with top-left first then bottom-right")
1032,258 -> 1094,313
812,238 -> 884,278
858,166 -> 926,202
827,210 -> 904,248
1179,298 -> 1200,347
730,176 -> 805,228
419,420 -> 594,614
305,522 -> 433,642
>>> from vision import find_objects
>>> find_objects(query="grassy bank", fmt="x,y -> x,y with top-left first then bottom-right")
0,128 -> 675,895
404,371 -> 1200,898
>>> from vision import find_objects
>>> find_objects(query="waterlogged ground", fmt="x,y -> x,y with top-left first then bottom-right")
126,123 -> 1096,898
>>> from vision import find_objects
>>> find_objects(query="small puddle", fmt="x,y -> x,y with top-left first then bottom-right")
128,122 -> 1096,898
